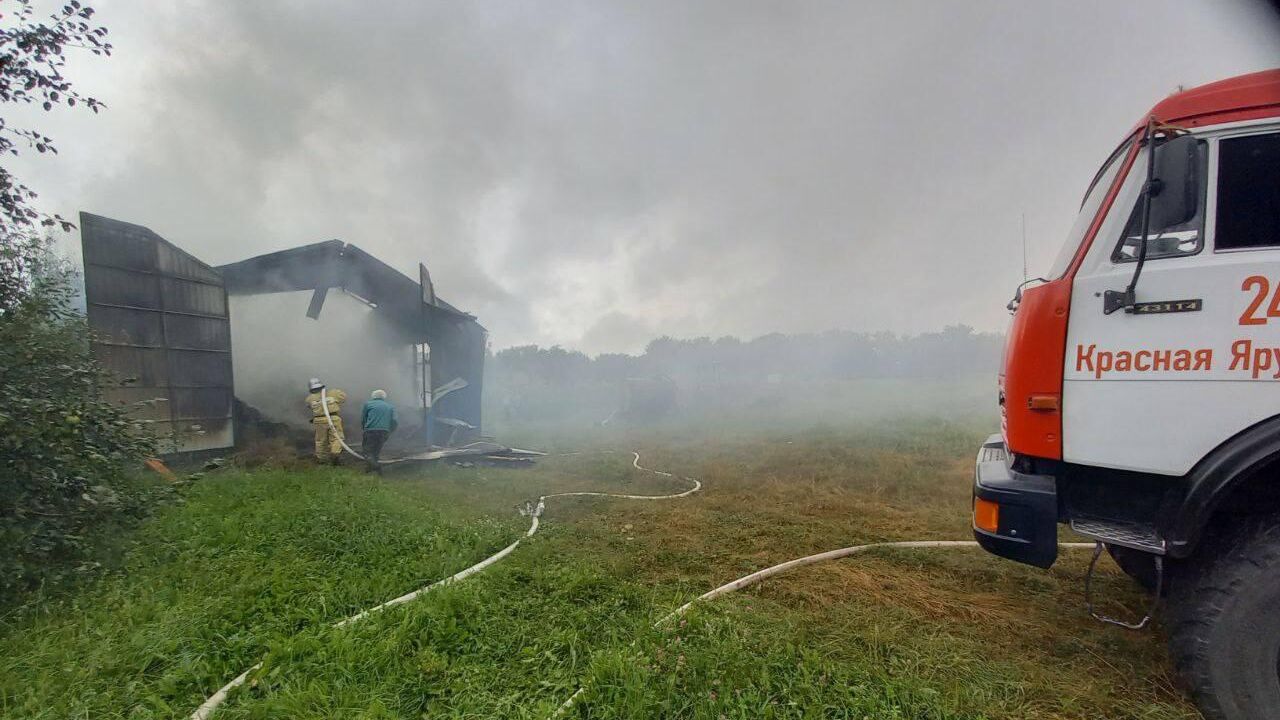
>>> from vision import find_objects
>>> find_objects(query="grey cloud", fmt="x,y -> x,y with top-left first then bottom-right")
13,0 -> 1280,354
579,311 -> 657,356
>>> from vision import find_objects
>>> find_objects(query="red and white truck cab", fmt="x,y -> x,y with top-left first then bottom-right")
972,69 -> 1280,720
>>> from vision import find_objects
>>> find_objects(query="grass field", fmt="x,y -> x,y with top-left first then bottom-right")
0,419 -> 1199,719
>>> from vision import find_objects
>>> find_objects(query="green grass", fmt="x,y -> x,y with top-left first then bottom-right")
0,421 -> 1200,719
0,468 -> 518,719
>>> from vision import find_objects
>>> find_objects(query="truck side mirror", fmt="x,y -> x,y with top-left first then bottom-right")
1148,134 -> 1201,230
1103,132 -> 1203,315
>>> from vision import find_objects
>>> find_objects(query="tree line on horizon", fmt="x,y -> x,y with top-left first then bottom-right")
489,324 -> 1003,388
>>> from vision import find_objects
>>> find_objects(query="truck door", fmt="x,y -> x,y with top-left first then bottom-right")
1064,125 -> 1280,475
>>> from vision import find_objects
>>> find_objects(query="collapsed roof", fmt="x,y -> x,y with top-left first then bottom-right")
217,240 -> 478,332
217,240 -> 487,441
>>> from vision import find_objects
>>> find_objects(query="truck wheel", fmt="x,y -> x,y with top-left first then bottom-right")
1167,516 -> 1280,720
1106,545 -> 1159,593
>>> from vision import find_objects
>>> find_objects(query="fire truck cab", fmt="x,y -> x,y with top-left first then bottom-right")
972,69 -> 1280,720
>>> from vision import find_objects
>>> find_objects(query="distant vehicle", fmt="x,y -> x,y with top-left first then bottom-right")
972,69 -> 1280,720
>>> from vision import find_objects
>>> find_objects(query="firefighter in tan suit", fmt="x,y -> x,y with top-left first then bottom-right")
306,377 -> 347,463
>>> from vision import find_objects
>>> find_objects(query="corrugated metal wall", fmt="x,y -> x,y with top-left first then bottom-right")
80,213 -> 235,454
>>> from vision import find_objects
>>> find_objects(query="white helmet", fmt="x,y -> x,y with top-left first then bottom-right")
308,377 -> 324,392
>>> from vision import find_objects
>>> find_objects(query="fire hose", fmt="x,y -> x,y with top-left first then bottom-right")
189,419 -> 1098,718
189,449 -> 701,719
549,538 -> 1097,716
319,387 -> 370,461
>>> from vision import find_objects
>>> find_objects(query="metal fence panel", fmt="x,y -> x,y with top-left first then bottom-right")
80,213 -> 235,454
163,314 -> 229,351
84,266 -> 161,309
169,350 -> 234,387
88,306 -> 164,347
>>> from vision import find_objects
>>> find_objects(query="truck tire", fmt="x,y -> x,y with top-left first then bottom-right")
1107,545 -> 1159,594
1166,515 -> 1280,720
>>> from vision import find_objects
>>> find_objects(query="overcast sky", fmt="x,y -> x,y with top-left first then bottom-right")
11,0 -> 1280,354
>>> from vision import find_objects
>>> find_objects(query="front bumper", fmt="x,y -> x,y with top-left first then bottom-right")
972,433 -> 1059,568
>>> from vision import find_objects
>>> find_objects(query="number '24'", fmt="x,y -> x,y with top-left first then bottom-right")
1240,276 -> 1280,325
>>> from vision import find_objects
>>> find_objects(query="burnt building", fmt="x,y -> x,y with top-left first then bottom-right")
79,212 -> 486,455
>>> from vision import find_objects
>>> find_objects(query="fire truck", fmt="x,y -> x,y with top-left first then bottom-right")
972,69 -> 1280,720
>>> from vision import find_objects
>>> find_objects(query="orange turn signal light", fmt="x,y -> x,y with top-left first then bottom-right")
973,497 -> 1000,533
1027,394 -> 1060,412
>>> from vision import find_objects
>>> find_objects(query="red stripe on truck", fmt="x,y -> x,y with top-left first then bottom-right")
1003,141 -> 1141,460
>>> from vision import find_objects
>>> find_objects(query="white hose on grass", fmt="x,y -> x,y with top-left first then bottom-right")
336,453 -> 699,628
332,517 -> 537,629
189,664 -> 261,720
189,450 -> 699,719
550,539 -> 1098,717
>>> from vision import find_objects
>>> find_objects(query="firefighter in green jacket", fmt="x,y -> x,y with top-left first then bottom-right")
306,377 -> 347,464
360,389 -> 398,474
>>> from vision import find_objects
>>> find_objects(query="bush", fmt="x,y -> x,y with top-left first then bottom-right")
0,236 -> 160,603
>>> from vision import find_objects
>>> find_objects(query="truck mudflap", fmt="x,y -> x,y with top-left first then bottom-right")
972,433 -> 1059,568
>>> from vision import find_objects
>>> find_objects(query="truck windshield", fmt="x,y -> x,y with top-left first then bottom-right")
1046,138 -> 1134,279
